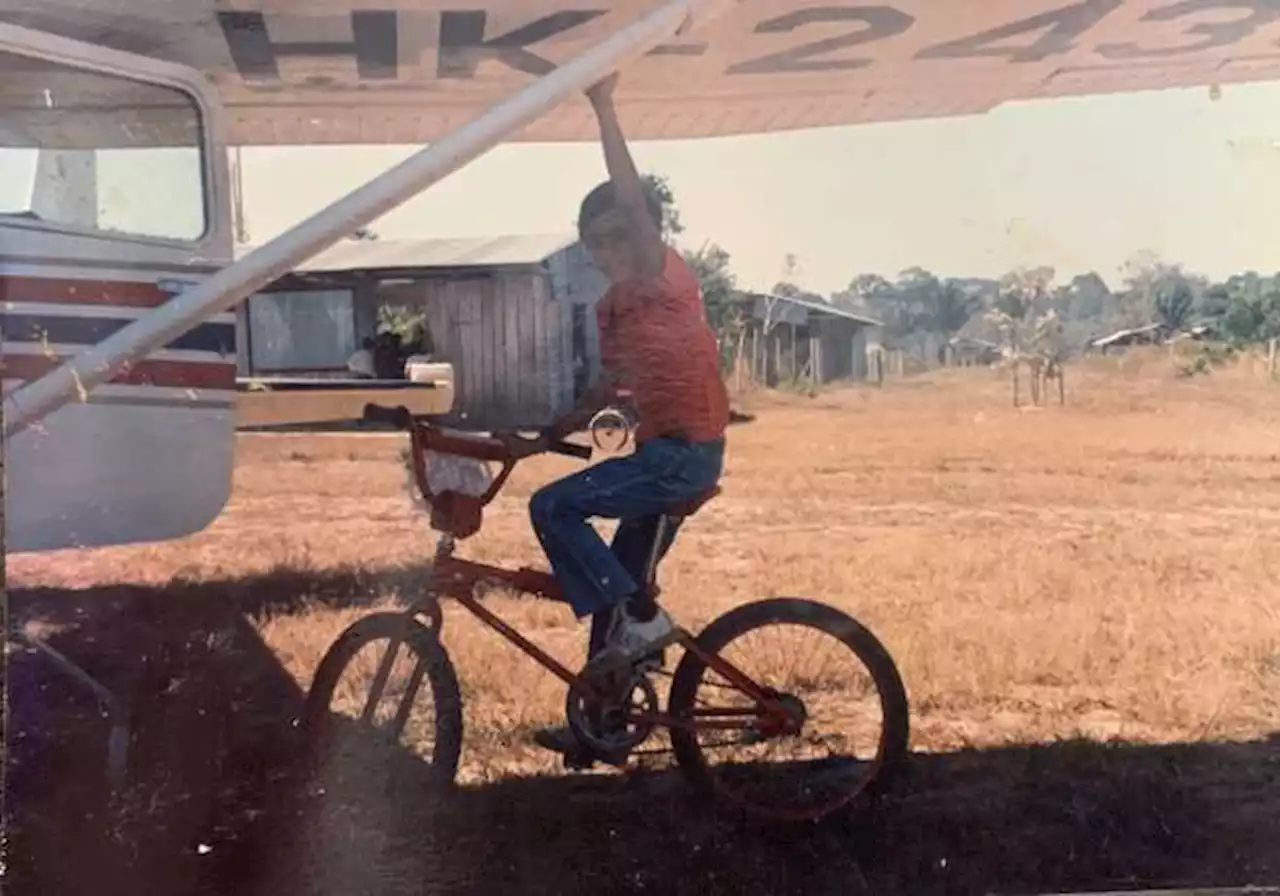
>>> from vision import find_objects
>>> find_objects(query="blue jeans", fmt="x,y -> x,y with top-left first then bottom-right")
529,436 -> 725,620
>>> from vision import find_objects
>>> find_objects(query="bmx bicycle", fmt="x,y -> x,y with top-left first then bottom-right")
301,403 -> 909,823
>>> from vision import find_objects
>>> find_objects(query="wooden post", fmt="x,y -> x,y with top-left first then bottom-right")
1269,337 -> 1278,380
788,324 -> 796,382
733,326 -> 746,392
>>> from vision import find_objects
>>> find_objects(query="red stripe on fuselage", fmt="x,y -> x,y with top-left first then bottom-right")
1,354 -> 235,390
0,275 -> 174,308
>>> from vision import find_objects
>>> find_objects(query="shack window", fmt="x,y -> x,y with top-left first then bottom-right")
247,290 -> 357,374
0,49 -> 206,242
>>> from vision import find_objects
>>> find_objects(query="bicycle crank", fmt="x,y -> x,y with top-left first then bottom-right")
565,666 -> 659,756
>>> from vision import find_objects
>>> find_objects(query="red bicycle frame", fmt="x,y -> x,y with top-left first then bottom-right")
390,409 -> 795,730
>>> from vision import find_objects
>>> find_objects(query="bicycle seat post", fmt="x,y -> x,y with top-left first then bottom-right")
435,533 -> 456,561
643,515 -> 674,593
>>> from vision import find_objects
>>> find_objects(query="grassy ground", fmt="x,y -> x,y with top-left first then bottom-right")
7,349 -> 1280,894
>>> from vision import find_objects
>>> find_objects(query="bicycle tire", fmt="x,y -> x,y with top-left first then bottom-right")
301,612 -> 464,788
668,597 -> 909,822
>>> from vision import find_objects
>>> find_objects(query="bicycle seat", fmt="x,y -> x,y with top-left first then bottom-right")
664,486 -> 721,519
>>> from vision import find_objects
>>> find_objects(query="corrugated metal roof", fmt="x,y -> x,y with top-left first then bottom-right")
741,292 -> 882,328
238,233 -> 579,273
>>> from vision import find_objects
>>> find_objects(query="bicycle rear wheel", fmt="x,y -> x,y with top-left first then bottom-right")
668,597 -> 909,822
301,612 -> 463,792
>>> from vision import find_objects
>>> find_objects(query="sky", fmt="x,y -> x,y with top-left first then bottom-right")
234,78 -> 1280,296
5,79 -> 1280,295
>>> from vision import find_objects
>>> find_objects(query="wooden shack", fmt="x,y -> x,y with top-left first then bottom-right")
731,293 -> 881,387
236,233 -> 608,429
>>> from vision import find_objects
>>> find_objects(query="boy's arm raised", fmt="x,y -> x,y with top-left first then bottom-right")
586,74 -> 666,280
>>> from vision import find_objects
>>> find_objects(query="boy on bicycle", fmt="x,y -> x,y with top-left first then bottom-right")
504,72 -> 730,760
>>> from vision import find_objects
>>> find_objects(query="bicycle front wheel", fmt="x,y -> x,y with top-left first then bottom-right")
301,612 -> 463,792
668,597 -> 909,823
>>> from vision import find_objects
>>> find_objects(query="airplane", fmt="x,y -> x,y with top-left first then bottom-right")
4,0 -> 1277,555
2,0 -> 1277,794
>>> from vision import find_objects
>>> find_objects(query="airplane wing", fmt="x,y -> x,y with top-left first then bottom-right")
2,0 -> 1278,147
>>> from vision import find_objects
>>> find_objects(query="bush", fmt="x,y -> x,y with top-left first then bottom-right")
1176,342 -> 1237,378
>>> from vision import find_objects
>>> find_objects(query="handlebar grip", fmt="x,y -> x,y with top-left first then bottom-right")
362,403 -> 412,428
549,439 -> 592,460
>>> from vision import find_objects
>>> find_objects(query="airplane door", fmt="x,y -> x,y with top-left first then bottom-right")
1,25 -> 236,553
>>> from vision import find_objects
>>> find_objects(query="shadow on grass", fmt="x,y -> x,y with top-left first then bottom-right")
6,580 -> 1279,896
250,725 -> 1280,896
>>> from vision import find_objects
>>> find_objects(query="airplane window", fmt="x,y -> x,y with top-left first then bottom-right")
0,49 -> 206,242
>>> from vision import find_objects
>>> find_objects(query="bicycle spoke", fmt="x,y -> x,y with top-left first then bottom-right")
360,635 -> 403,724
390,659 -> 428,737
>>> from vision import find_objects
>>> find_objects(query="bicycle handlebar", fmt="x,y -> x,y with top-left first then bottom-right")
361,403 -> 592,461
547,438 -> 593,461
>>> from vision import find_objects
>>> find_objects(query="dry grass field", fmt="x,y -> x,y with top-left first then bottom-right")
8,349 -> 1280,895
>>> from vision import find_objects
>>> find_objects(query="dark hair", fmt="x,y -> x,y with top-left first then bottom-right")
577,180 -> 663,240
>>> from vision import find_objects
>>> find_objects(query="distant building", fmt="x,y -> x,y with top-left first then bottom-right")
942,336 -> 1002,367
729,293 -> 882,386
1085,322 -> 1167,354
235,233 -> 608,429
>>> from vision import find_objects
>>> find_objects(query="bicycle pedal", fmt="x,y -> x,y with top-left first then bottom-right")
634,649 -> 665,673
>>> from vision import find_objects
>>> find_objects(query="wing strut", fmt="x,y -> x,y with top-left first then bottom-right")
3,0 -> 739,437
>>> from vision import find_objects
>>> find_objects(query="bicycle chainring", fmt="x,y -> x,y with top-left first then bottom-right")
564,666 -> 659,755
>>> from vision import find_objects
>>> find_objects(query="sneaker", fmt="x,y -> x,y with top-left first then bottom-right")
532,724 -> 582,754
531,724 -> 627,768
599,604 -> 677,670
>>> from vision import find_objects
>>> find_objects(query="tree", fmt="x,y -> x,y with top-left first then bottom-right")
640,173 -> 683,241
987,266 -> 1056,357
830,273 -> 893,318
1118,250 -> 1186,328
1203,273 -> 1280,345
846,273 -> 894,302
1154,278 -> 1195,331
994,266 -> 1054,324
683,241 -> 738,334
931,279 -> 982,338
1056,272 -> 1112,321
640,170 -> 743,357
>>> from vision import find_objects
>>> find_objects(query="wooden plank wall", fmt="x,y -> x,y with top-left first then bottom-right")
381,273 -> 572,429
547,241 -> 609,388
817,317 -> 856,382
740,318 -> 874,386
